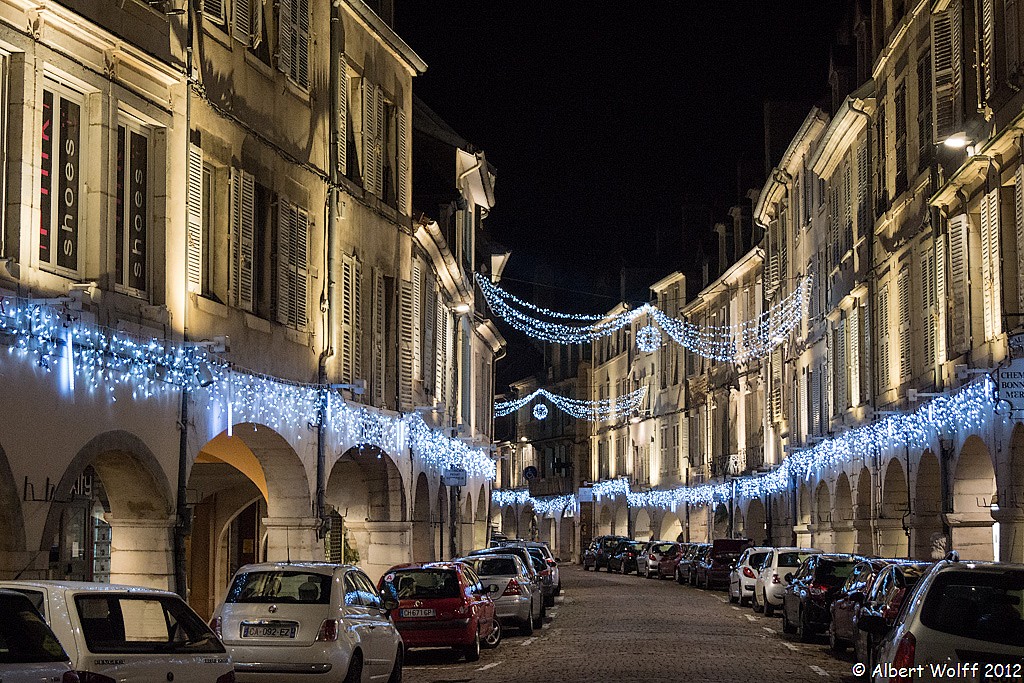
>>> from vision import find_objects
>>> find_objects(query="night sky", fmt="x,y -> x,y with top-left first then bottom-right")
396,2 -> 840,385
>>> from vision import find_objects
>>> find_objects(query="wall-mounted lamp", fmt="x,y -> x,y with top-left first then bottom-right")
453,302 -> 471,314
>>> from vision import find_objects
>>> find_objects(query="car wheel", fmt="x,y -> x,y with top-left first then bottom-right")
343,651 -> 363,683
462,631 -> 481,662
676,568 -> 685,585
764,599 -> 775,617
728,585 -> 739,603
544,591 -> 555,607
621,562 -> 628,575
829,623 -> 846,653
781,606 -> 796,634
520,613 -> 534,635
556,582 -> 562,595
483,619 -> 501,649
752,589 -> 764,613
739,594 -> 750,607
387,647 -> 403,683
797,607 -> 813,643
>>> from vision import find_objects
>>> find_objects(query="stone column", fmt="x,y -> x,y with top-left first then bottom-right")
262,516 -> 322,564
992,506 -> 1024,564
105,515 -> 176,590
944,511 -> 996,561
875,519 -> 909,558
352,521 -> 413,582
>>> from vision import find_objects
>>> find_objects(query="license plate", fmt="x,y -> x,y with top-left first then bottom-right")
400,608 -> 435,618
241,623 -> 296,638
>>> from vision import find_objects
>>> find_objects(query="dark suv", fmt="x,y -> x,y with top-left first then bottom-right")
583,535 -> 628,571
782,553 -> 861,641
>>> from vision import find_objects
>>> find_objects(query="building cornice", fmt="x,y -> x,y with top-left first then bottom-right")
930,107 -> 1024,209
340,1 -> 428,76
810,81 -> 876,178
413,218 -> 472,304
753,107 -> 829,226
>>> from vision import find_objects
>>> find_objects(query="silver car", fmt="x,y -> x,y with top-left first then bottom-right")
503,541 -> 561,595
864,559 -> 1024,682
729,546 -> 772,606
457,554 -> 544,634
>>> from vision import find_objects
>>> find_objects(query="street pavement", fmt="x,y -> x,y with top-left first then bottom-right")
403,564 -> 860,683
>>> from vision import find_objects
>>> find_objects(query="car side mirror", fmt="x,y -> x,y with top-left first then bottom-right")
857,613 -> 889,636
381,595 -> 399,612
784,572 -> 794,583
488,583 -> 501,594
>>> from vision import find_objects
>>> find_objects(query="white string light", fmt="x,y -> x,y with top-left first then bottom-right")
476,273 -> 810,363
494,387 -> 648,421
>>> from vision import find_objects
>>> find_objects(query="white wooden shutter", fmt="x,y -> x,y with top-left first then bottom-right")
1015,167 -> 1024,316
826,324 -> 835,421
799,369 -> 808,438
295,208 -> 309,331
829,181 -> 839,265
230,169 -> 255,312
233,0 -> 250,45
186,144 -> 203,293
1007,0 -> 1021,78
981,187 -> 1002,340
932,0 -> 964,141
353,260 -> 362,384
278,0 -> 294,77
397,106 -> 409,214
399,279 -> 415,410
921,246 -> 937,370
446,310 -> 456,413
296,0 -> 310,88
878,284 -> 890,390
372,270 -> 385,405
898,268 -> 911,380
981,0 -> 996,102
811,369 -> 821,434
411,262 -> 423,381
768,220 -> 780,292
935,233 -> 947,364
860,303 -> 871,403
843,154 -> 853,252
435,295 -> 447,406
374,85 -> 385,198
362,80 -> 377,196
849,308 -> 860,406
341,256 -> 356,383
276,200 -> 294,326
337,57 -> 348,176
837,318 -> 847,413
423,279 -> 436,395
857,138 -> 870,232
779,206 -> 788,285
770,348 -> 782,421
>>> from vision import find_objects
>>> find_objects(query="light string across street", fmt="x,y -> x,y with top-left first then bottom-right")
494,377 -> 996,513
0,297 -> 495,480
476,273 -> 811,363
494,386 -> 648,421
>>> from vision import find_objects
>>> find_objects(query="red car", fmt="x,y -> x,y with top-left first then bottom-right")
379,562 -> 501,662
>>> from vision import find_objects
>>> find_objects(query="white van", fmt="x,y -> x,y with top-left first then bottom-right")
0,580 -> 234,683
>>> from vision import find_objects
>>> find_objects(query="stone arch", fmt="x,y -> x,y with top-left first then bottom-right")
500,505 -> 517,537
42,430 -> 174,590
412,473 -> 433,562
951,435 -> 997,561
634,508 -> 652,541
795,481 -> 813,547
814,481 -> 834,551
743,498 -> 767,545
0,443 -> 27,578
473,485 -> 489,550
597,505 -> 612,535
855,466 -> 873,554
712,503 -> 729,540
557,507 -> 574,561
612,504 -> 628,536
1003,425 -> 1024,563
688,503 -> 709,542
880,458 -> 910,557
832,472 -> 855,553
914,450 -> 945,560
659,513 -> 683,542
519,504 -> 536,541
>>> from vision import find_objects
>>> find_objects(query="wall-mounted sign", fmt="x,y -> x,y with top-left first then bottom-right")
442,466 -> 467,487
997,358 -> 1024,411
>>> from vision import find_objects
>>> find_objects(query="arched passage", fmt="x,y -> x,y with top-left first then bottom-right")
557,506 -> 574,561
854,467 -> 873,554
743,498 -> 767,545
634,508 -> 652,540
880,459 -> 910,558
1003,426 -> 1024,563
412,473 -> 433,562
612,505 -> 628,537
597,505 -> 612,535
659,513 -> 683,542
796,482 -> 813,547
473,486 -> 489,550
814,481 -> 834,551
712,503 -> 729,540
0,444 -> 27,578
914,451 -> 945,560
688,503 -> 709,542
952,436 -> 996,561
500,505 -> 517,538
832,473 -> 855,553
42,431 -> 174,590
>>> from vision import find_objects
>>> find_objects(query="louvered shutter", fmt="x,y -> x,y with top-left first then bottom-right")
337,57 -> 348,175
829,181 -> 839,265
397,106 -> 408,214
981,0 -> 996,102
932,1 -> 964,141
811,369 -> 821,434
204,0 -> 225,22
435,295 -> 447,406
987,187 -> 1002,340
296,0 -> 310,88
843,154 -> 853,252
875,103 -> 888,214
372,269 -> 385,405
857,139 -> 870,241
948,215 -> 970,352
233,0 -> 250,45
878,285 -> 890,390
921,246 -> 937,369
770,348 -> 782,421
895,87 -> 908,194
446,311 -> 456,412
278,0 -> 294,77
411,263 -> 423,381
186,144 -> 203,292
276,200 -> 294,326
826,325 -> 835,421
935,233 -> 947,363
341,257 -> 355,382
799,369 -> 808,438
1007,0 -> 1021,78
898,269 -> 911,380
423,278 -> 436,394
353,261 -> 362,384
295,208 -> 309,331
399,279 -> 415,410
230,169 -> 255,312
374,86 -> 385,198
362,80 -> 377,196
849,308 -> 860,406
1016,167 -> 1024,315
860,303 -> 871,403
981,191 -> 995,340
768,220 -> 780,292
837,318 -> 848,413
779,205 -> 789,285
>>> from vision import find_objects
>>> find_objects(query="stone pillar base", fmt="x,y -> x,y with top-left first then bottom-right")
263,516 -> 322,563
105,516 -> 176,591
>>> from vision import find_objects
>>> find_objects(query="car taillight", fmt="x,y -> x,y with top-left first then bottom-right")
62,674 -> 81,683
209,615 -> 222,638
743,567 -> 756,579
216,673 -> 236,683
890,632 -> 917,683
772,573 -> 782,584
809,583 -> 829,596
75,674 -> 115,683
503,578 -> 523,596
649,554 -> 657,560
315,619 -> 339,642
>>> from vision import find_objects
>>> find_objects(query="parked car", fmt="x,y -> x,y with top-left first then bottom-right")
752,547 -> 821,616
863,559 -> 1024,681
696,539 -> 751,590
728,546 -> 772,606
457,554 -> 544,635
643,541 -> 683,579
607,540 -> 646,575
828,558 -> 908,653
469,546 -> 553,606
379,562 -> 500,662
676,544 -> 709,584
0,588 -> 77,683
852,560 -> 933,673
210,561 -> 400,682
0,580 -> 233,683
584,535 -> 629,572
687,545 -> 713,585
505,541 -> 561,594
781,553 -> 861,641
523,547 -> 558,606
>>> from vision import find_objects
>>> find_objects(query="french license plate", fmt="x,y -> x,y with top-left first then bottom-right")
241,623 -> 296,638
400,608 -> 435,618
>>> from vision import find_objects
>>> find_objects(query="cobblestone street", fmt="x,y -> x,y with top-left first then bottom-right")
404,565 -> 860,683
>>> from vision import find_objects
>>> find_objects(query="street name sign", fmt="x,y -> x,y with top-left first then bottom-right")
997,358 -> 1024,410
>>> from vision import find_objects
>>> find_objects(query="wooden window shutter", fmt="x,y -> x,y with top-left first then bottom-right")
397,106 -> 409,215
276,200 -> 294,326
935,233 -> 947,364
296,0 -> 310,88
770,348 -> 782,421
811,368 -> 821,434
362,80 -> 377,196
857,138 -> 870,232
1007,0 -> 1021,78
843,154 -> 853,252
399,279 -> 415,410
981,187 -> 1002,340
233,0 -> 250,45
981,0 -> 996,102
859,303 -> 871,403
411,263 -> 423,381
295,208 -> 309,331
920,247 -> 936,370
186,144 -> 203,293
337,57 -> 348,176
374,85 -> 385,197
230,169 -> 255,312
372,269 -> 385,405
779,205 -> 788,283
1016,167 -> 1024,316
837,318 -> 847,413
898,268 -> 912,380
826,325 -> 835,420
799,369 -> 808,438
878,284 -> 890,390
894,85 -> 908,195
849,308 -> 860,406
435,295 -> 448,406
932,1 -> 964,141
948,214 -> 970,352
277,0 -> 294,77
341,257 -> 357,383
422,277 -> 436,393
829,181 -> 840,264
446,311 -> 456,412
204,0 -> 225,23
768,219 -> 780,292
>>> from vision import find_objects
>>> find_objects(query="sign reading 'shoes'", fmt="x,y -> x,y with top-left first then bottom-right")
997,358 -> 1024,410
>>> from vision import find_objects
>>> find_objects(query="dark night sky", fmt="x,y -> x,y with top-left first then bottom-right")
396,2 -> 840,385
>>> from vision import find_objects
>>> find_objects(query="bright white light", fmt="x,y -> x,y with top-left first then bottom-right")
943,134 -> 969,148
453,302 -> 471,314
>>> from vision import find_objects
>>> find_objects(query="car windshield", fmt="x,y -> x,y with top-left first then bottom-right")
778,552 -> 815,568
920,570 -> 1024,648
385,569 -> 461,600
0,594 -> 68,664
629,542 -> 646,552
75,595 -> 224,655
748,552 -> 769,568
226,570 -> 332,605
465,557 -> 519,577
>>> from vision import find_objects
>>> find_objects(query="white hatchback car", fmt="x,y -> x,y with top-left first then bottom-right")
212,562 -> 402,683
865,560 -> 1024,682
0,580 -> 234,683
752,547 -> 821,616
0,588 -> 76,683
728,546 -> 772,606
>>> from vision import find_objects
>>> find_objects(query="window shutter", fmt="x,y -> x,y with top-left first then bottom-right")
296,0 -> 310,88
411,262 -> 423,381
399,279 -> 415,410
779,205 -> 789,284
768,220 -> 780,292
337,57 -> 348,176
295,208 -> 309,331
921,246 -> 937,370
843,154 -> 853,252
423,279 -> 436,395
948,214 -> 970,352
1016,167 -> 1024,316
799,369 -> 808,438
826,325 -> 835,421
932,0 -> 964,141
860,303 -> 871,403
981,187 -> 1003,340
770,348 -> 782,421
857,138 -> 870,240
186,144 -> 203,293
397,106 -> 409,215
341,257 -> 356,383
362,80 -> 377,197
233,0 -> 250,45
372,269 -> 385,405
894,86 -> 908,194
878,284 -> 890,390
1007,0 -> 1021,78
374,85 -> 385,198
446,311 -> 456,412
435,295 -> 447,406
981,0 -> 996,102
204,0 -> 225,23
829,181 -> 840,265
874,103 -> 888,214
935,233 -> 947,364
898,269 -> 911,380
849,308 -> 860,406
278,0 -> 294,76
230,169 -> 255,312
837,318 -> 847,413
811,369 -> 821,434
277,200 -> 294,326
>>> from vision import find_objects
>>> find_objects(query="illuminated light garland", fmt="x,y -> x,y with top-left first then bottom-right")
636,325 -> 662,353
0,297 -> 494,480
491,489 -> 576,517
494,387 -> 648,421
493,377 -> 996,510
532,404 -> 548,420
476,274 -> 810,363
